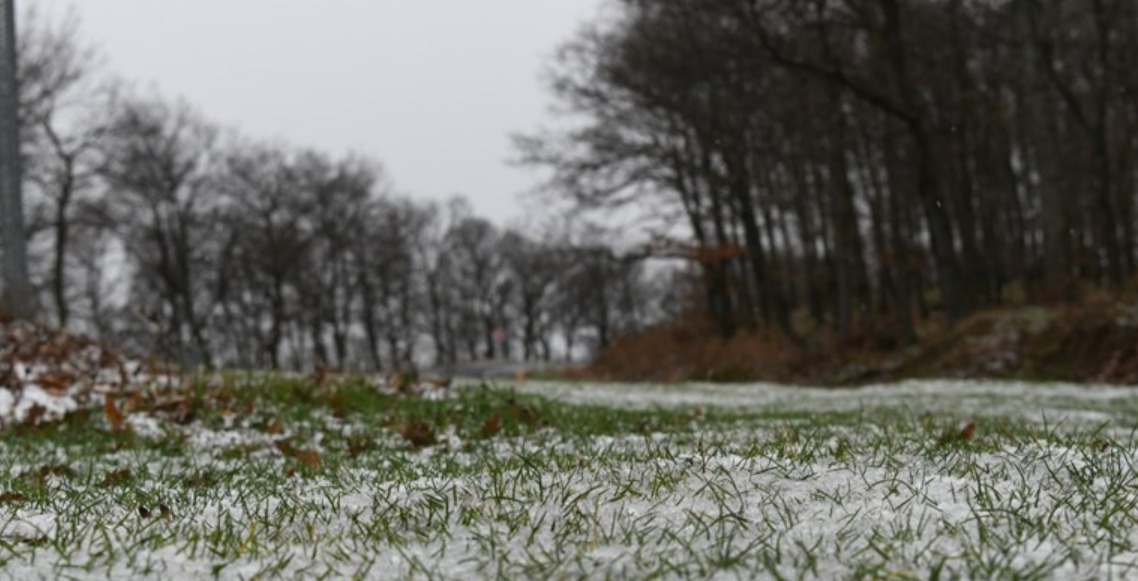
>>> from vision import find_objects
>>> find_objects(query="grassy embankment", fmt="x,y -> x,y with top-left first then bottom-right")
588,296 -> 1138,386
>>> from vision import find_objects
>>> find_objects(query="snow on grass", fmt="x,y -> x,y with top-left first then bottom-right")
0,377 -> 1137,579
512,378 -> 1138,423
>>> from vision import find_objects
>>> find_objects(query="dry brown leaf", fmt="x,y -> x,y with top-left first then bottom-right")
389,373 -> 409,395
274,439 -> 322,469
138,505 -> 151,519
328,393 -> 347,419
421,377 -> 451,391
310,365 -> 329,388
22,403 -> 47,427
508,399 -> 542,427
396,421 -> 437,449
104,396 -> 126,434
479,413 -> 502,440
959,423 -> 976,441
936,422 -> 978,447
274,439 -> 295,456
26,464 -> 74,486
346,436 -> 375,457
125,392 -> 145,413
36,372 -> 73,395
158,504 -> 171,520
116,359 -> 129,388
99,468 -> 132,488
183,471 -> 218,488
0,492 -> 26,504
171,399 -> 195,424
294,449 -> 322,469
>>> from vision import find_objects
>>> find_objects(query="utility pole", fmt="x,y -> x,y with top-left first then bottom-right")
0,0 -> 31,320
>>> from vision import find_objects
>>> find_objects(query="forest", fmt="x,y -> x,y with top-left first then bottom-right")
520,0 -> 1138,353
11,0 -> 1138,377
8,11 -> 659,371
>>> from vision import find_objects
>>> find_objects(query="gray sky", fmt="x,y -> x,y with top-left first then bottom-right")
33,0 -> 605,222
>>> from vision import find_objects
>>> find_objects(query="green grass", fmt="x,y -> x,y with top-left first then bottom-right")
0,376 -> 1137,579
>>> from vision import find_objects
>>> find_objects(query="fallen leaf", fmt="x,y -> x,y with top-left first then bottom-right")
151,395 -> 186,413
138,505 -> 151,519
274,439 -> 322,469
125,392 -> 145,413
388,373 -> 407,394
294,449 -> 321,469
36,372 -> 73,395
183,471 -> 218,488
34,464 -> 75,483
170,399 -> 195,424
99,468 -> 132,488
396,421 -> 437,449
116,359 -> 129,387
0,492 -> 26,504
936,422 -> 978,447
158,504 -> 171,520
346,437 -> 375,457
422,377 -> 451,390
959,422 -> 976,441
274,439 -> 295,457
310,365 -> 329,388
104,396 -> 125,434
328,393 -> 347,419
479,413 -> 502,440
508,398 -> 542,427
22,403 -> 47,427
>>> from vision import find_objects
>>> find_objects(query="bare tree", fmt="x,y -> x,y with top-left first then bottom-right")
17,9 -> 109,328
99,95 -> 222,366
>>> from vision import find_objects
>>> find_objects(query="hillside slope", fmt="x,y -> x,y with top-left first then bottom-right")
586,302 -> 1138,386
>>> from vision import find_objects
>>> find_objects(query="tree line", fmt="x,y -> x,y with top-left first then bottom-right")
14,11 -> 656,370
520,0 -> 1138,346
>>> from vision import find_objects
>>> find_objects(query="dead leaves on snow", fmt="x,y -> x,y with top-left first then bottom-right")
389,394 -> 545,452
0,322 -> 542,464
100,390 -> 197,435
18,464 -> 75,488
0,322 -> 166,427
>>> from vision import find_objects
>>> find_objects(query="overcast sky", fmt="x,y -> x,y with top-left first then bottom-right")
33,0 -> 606,222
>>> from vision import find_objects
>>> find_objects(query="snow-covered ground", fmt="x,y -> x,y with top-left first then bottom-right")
514,378 -> 1136,423
1,379 -> 1137,580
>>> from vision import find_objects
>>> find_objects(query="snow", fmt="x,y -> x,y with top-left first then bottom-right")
2,378 -> 1138,579
12,385 -> 80,424
511,378 -> 1138,421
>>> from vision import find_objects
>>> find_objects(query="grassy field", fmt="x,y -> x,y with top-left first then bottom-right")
1,375 -> 1137,579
